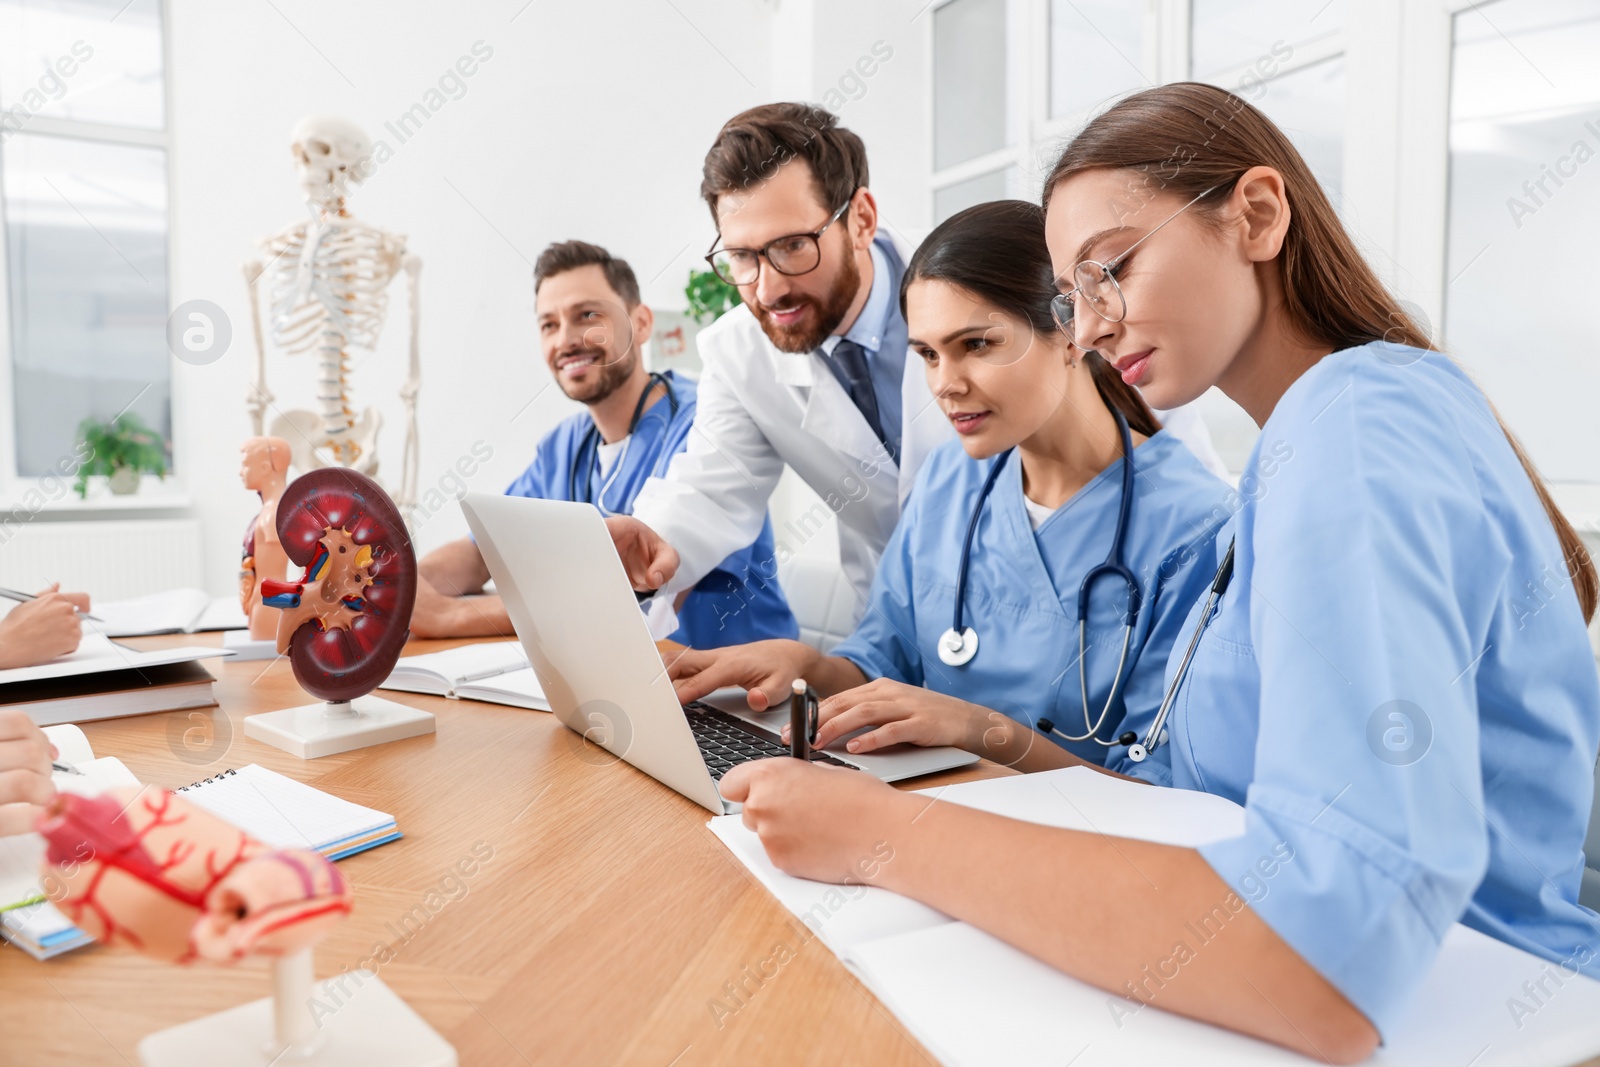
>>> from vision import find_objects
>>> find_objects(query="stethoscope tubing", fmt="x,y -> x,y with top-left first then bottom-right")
939,407 -> 1142,748
568,371 -> 680,513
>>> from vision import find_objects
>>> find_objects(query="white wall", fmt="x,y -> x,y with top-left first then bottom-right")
168,0 -> 779,594
162,0 -> 945,596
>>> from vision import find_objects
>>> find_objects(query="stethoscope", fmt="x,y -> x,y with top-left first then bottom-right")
567,371 -> 680,515
937,407 -> 1145,749
1112,537 -> 1235,761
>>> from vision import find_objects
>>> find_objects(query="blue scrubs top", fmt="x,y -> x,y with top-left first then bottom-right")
831,431 -> 1231,764
1114,342 -> 1600,1036
504,371 -> 798,649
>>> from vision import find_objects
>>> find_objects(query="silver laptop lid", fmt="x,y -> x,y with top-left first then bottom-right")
459,493 -> 726,813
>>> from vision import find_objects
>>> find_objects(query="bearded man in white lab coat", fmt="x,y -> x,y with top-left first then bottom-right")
611,103 -> 1224,630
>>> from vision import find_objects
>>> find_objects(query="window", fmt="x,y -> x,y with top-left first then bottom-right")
930,0 -> 1020,223
1445,0 -> 1600,483
1049,0 -> 1149,119
927,0 -> 1350,472
1191,0 -> 1347,210
0,0 -> 170,484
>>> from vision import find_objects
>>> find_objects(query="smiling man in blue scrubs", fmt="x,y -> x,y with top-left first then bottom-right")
411,240 -> 797,647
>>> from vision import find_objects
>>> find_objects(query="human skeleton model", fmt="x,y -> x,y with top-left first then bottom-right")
243,115 -> 422,521
36,786 -> 351,964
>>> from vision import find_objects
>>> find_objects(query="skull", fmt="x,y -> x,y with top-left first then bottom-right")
289,114 -> 373,208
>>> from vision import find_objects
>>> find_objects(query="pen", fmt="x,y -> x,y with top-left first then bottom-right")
52,762 -> 84,776
0,586 -> 102,622
789,678 -> 818,761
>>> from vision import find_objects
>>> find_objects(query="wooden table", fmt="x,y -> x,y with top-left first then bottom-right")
0,635 -> 1009,1066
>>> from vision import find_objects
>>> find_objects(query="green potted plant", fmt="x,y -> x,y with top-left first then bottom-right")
73,413 -> 170,498
685,268 -> 741,325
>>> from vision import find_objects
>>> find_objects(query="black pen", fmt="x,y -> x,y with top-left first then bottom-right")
789,679 -> 818,761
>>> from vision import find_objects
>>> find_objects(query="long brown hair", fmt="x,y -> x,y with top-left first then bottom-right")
1042,82 -> 1597,621
900,199 -> 1161,439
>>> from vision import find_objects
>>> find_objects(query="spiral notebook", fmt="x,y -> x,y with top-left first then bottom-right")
175,764 -> 401,861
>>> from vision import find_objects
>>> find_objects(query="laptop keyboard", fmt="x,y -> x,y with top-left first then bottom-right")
683,702 -> 856,780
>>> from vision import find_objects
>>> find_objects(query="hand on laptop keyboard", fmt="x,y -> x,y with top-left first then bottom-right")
684,702 -> 855,780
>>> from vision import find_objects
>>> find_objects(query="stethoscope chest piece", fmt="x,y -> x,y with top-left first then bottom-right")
937,626 -> 978,667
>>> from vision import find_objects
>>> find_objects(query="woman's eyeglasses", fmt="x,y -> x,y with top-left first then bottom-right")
705,197 -> 853,287
1050,183 -> 1223,334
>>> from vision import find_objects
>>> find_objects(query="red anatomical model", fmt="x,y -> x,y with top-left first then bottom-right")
259,468 -> 417,702
36,787 -> 351,965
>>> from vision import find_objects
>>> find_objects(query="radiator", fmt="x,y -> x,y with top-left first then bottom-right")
0,519 -> 203,601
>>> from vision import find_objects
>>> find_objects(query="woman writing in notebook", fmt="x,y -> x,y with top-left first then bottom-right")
717,83 -> 1600,1061
669,199 -> 1230,771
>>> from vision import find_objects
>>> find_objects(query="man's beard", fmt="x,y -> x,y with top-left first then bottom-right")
751,244 -> 861,354
555,345 -> 637,405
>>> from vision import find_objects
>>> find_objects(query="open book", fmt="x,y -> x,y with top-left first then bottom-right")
94,588 -> 248,637
379,641 -> 549,710
710,768 -> 1600,1067
0,632 -> 231,689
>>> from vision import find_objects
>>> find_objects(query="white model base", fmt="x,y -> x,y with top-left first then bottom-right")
223,630 -> 281,661
137,971 -> 455,1067
244,695 -> 435,759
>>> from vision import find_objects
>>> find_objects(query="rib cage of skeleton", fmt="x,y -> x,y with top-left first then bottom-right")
244,114 -> 421,521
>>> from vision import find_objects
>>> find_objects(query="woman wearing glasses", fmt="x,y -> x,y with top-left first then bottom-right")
670,200 -> 1230,771
717,83 -> 1600,1061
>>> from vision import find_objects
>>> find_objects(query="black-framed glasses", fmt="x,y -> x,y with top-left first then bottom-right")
705,196 -> 853,286
1050,183 -> 1223,335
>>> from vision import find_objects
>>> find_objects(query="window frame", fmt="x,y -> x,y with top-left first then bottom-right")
0,0 -> 181,512
927,0 -> 1354,212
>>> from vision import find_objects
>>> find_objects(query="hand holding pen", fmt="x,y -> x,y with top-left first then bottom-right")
0,585 -> 93,671
0,708 -> 60,837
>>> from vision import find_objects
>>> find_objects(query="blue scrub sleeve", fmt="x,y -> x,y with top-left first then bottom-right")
1197,373 -> 1497,1037
829,496 -> 926,687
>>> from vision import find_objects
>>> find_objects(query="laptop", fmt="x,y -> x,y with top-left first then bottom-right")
459,494 -> 979,814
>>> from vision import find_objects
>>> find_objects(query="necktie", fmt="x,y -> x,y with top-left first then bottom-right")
828,338 -> 892,459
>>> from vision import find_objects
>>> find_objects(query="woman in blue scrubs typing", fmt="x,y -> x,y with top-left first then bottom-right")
714,83 -> 1600,1062
671,200 -> 1231,771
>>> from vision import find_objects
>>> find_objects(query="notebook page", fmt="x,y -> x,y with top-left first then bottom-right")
0,745 -> 137,910
0,634 -> 229,686
843,920 -> 1600,1067
94,588 -> 212,637
178,764 -> 394,852
456,666 -> 549,710
42,724 -> 94,766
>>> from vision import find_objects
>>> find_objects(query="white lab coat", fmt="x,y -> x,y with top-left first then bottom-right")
631,289 -> 951,622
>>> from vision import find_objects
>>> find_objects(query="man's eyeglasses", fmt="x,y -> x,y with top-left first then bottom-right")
705,196 -> 854,287
1050,183 -> 1223,334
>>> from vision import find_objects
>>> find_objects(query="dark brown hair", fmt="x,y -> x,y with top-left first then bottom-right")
700,103 -> 868,225
1042,81 -> 1596,621
533,240 -> 640,308
900,199 -> 1161,440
